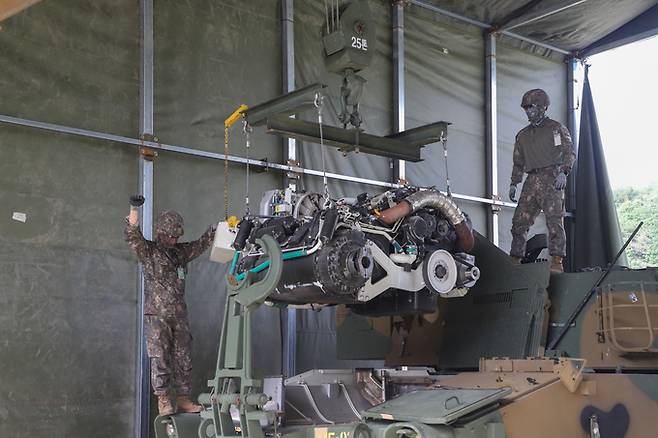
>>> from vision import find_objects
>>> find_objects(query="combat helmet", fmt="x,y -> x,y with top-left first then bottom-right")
155,210 -> 184,238
521,89 -> 550,108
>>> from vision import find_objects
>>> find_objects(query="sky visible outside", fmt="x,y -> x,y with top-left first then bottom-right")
588,36 -> 658,190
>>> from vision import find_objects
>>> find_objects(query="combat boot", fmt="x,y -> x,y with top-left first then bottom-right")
158,394 -> 175,416
551,256 -> 564,273
176,395 -> 203,413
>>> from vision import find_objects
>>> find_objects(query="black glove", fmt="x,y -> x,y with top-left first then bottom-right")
554,172 -> 567,190
509,184 -> 517,202
129,195 -> 145,207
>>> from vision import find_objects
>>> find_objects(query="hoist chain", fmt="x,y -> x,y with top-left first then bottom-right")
223,104 -> 249,220
224,125 -> 230,219
243,119 -> 252,217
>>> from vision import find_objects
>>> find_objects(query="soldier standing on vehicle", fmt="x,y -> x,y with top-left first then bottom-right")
509,89 -> 576,273
125,195 -> 216,416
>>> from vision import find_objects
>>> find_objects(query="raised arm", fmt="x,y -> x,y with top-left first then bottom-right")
124,195 -> 151,261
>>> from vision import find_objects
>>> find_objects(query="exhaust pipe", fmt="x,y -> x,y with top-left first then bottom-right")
379,190 -> 474,252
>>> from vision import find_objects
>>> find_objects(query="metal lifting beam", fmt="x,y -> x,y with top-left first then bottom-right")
244,83 -> 327,127
386,121 -> 449,147
266,116 -> 449,162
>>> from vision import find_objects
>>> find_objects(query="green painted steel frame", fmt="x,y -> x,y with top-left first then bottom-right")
206,235 -> 283,438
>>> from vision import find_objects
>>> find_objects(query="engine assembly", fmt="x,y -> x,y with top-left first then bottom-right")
212,186 -> 480,315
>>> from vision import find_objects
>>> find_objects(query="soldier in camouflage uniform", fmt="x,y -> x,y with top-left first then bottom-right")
125,195 -> 216,416
509,89 -> 576,272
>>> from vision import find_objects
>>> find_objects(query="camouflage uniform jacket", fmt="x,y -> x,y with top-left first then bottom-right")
125,222 -> 215,317
511,117 -> 576,185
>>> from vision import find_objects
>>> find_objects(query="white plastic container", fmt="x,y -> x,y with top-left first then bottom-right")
210,221 -> 237,263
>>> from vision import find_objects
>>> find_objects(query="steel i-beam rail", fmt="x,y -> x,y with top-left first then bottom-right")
266,116 -> 449,162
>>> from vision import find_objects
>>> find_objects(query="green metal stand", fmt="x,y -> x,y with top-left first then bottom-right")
203,235 -> 283,438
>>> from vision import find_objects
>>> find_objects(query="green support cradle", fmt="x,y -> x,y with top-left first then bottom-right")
200,235 -> 283,438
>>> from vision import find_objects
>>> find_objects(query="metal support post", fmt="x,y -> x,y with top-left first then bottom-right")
392,1 -> 406,184
567,58 -> 581,158
485,32 -> 500,246
282,0 -> 298,192
565,57 -> 581,272
136,0 -> 154,436
281,0 -> 297,379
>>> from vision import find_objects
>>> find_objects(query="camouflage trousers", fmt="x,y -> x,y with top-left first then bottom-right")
510,167 -> 566,258
144,314 -> 193,396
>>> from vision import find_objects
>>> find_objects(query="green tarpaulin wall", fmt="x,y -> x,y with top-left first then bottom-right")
573,68 -> 626,269
0,0 -> 636,436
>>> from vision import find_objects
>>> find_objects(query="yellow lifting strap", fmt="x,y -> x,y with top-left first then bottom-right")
223,104 -> 248,219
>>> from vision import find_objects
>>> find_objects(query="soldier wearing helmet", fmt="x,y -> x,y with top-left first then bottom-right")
509,89 -> 576,272
125,195 -> 216,416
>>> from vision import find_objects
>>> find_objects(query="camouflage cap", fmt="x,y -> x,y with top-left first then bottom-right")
155,210 -> 184,238
521,89 -> 550,108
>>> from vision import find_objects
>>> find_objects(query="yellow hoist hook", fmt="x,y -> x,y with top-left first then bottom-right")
223,104 -> 248,219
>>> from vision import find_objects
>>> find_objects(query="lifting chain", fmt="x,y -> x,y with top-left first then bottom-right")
243,118 -> 252,217
223,104 -> 249,220
224,124 -> 230,219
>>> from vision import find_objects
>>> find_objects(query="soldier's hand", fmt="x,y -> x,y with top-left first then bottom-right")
129,194 -> 145,207
554,172 -> 567,190
509,185 -> 517,202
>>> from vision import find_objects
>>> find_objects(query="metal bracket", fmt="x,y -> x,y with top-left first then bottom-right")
253,157 -> 270,173
139,146 -> 157,161
286,159 -> 302,180
140,133 -> 159,142
227,235 -> 283,309
553,358 -> 586,393
490,195 -> 502,213
359,241 -> 426,302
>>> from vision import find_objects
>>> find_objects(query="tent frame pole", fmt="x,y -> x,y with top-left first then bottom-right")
566,57 -> 582,271
392,1 -> 406,184
281,0 -> 297,380
485,31 -> 500,245
136,0 -> 154,436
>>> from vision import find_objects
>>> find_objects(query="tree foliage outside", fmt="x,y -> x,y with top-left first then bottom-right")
614,185 -> 658,268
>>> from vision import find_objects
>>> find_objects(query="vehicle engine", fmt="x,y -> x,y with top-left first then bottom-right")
214,186 -> 480,315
